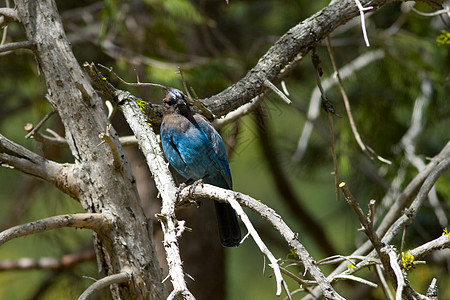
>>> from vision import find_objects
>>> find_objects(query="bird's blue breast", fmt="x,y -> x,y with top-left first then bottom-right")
160,113 -> 232,189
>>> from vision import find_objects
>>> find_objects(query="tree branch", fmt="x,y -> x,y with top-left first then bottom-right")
0,250 -> 95,271
0,40 -> 36,53
177,183 -> 345,300
0,7 -> 19,27
201,0 -> 442,117
114,90 -> 194,299
79,270 -> 131,300
0,133 -> 79,198
408,234 -> 450,260
0,213 -> 110,246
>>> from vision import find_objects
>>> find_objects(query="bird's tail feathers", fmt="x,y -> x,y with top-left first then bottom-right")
214,202 -> 241,247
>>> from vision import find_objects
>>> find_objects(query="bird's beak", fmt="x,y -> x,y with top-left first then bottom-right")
177,97 -> 187,106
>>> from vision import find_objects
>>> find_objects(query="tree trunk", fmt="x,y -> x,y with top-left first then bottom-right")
14,1 -> 167,298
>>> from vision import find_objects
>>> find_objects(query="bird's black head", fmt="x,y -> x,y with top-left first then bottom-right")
162,88 -> 191,116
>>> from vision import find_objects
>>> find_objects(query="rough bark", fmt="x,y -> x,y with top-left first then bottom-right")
13,1 -> 167,299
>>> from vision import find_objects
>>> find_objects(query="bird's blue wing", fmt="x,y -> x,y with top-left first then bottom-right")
192,114 -> 232,189
160,113 -> 232,189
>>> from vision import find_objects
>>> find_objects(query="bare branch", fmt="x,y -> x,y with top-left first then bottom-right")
213,95 -> 264,129
426,278 -> 438,299
0,250 -> 95,271
0,134 -> 78,197
408,234 -> 450,260
0,213 -> 110,246
24,109 -> 56,139
353,0 -> 374,47
377,141 -> 450,238
115,91 -> 194,299
381,157 -> 450,245
0,7 -> 19,26
263,80 -> 292,104
98,125 -> 122,170
0,40 -> 36,53
292,49 -> 385,162
386,247 -> 405,300
224,187 -> 288,297
177,183 -> 345,300
326,37 -> 391,164
79,270 -> 130,300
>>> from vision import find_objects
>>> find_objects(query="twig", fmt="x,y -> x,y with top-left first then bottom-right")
213,95 -> 264,129
412,6 -> 450,17
408,233 -> 450,260
326,37 -> 391,164
426,278 -> 438,299
386,247 -> 404,300
339,182 -> 383,254
78,270 -> 130,300
380,157 -> 450,246
310,48 -> 340,201
98,124 -> 122,170
353,0 -> 374,47
0,213 -> 110,246
292,49 -> 385,162
0,134 -> 73,193
97,64 -> 166,89
0,7 -> 19,27
377,141 -> 450,237
264,80 -> 292,104
25,109 -> 56,139
225,189 -> 288,297
333,274 -> 378,288
0,40 -> 36,53
376,264 -> 394,300
327,110 -> 340,201
177,66 -> 193,100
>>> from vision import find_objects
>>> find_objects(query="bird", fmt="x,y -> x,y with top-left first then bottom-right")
160,87 -> 241,247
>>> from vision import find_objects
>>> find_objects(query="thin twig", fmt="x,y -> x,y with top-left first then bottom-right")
412,6 -> 450,17
326,37 -> 391,164
327,111 -> 340,201
311,48 -> 340,201
264,80 -> 292,104
78,271 -> 130,300
25,110 -> 56,139
353,0 -> 374,47
333,274 -> 378,288
97,64 -> 166,89
213,95 -> 264,129
226,191 -> 289,297
376,264 -> 394,300
386,248 -> 404,300
98,124 -> 122,170
293,49 -> 385,163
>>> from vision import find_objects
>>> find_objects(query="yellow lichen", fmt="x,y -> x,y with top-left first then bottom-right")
401,250 -> 417,271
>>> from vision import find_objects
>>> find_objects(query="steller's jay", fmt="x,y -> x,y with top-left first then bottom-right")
160,88 -> 241,247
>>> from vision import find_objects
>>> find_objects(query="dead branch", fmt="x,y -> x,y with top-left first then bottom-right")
79,270 -> 131,300
0,213 -> 110,246
177,183 -> 345,300
0,250 -> 95,271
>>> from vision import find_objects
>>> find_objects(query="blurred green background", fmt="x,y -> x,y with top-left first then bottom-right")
1,0 -> 449,299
